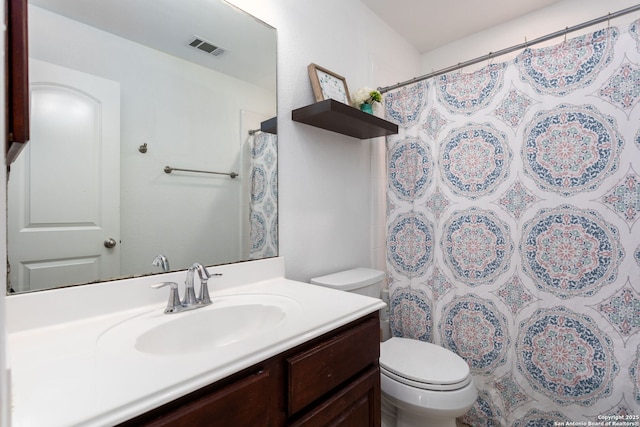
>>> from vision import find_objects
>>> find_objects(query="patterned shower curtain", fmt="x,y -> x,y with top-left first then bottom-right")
249,131 -> 278,259
384,15 -> 640,426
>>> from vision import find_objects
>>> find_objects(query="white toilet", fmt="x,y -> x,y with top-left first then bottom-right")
310,268 -> 477,427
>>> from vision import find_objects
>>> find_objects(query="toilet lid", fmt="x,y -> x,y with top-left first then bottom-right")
380,337 -> 471,391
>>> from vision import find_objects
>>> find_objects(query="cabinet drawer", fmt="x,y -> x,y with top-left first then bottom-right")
290,366 -> 380,427
144,370 -> 270,427
287,317 -> 379,415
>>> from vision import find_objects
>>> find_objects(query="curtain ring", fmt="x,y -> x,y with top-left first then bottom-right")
564,27 -> 568,42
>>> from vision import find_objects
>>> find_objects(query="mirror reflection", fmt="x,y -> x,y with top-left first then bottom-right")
7,0 -> 278,294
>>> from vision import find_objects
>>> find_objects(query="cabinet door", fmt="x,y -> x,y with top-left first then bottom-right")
289,366 -> 381,427
145,370 -> 270,427
287,318 -> 379,415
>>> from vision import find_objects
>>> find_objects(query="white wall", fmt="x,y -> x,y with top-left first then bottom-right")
226,0 -> 421,282
420,0 -> 640,74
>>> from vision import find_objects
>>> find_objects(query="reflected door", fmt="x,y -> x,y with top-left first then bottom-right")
8,59 -> 121,292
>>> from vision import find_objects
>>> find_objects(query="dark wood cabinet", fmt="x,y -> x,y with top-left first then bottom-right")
289,366 -> 380,427
6,0 -> 31,164
287,317 -> 379,416
120,313 -> 380,427
144,370 -> 271,427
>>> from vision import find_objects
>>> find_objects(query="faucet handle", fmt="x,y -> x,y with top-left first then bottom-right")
151,282 -> 183,314
197,273 -> 222,306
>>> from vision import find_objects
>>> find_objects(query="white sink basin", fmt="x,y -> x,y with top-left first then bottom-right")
98,294 -> 299,356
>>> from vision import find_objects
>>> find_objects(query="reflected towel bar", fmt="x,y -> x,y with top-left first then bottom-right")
164,166 -> 238,179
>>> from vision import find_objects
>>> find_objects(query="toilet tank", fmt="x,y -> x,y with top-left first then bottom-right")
310,268 -> 385,299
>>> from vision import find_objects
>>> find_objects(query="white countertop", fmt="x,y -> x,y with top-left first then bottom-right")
7,258 -> 385,427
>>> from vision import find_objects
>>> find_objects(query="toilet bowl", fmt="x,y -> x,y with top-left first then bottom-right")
380,337 -> 477,427
310,268 -> 478,427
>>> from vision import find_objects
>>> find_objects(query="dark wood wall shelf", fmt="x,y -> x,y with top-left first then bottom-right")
260,117 -> 277,134
292,99 -> 398,139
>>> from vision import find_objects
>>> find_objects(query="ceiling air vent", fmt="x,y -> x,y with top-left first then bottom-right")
188,36 -> 226,56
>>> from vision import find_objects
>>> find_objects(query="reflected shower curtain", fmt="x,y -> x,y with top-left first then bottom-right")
249,131 -> 278,259
384,16 -> 640,426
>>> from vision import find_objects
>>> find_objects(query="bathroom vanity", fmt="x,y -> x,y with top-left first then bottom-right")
6,258 -> 385,427
120,312 -> 380,426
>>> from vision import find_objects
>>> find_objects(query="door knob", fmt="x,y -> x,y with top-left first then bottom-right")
104,238 -> 117,248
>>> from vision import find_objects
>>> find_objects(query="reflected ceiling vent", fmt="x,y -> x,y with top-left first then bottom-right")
188,36 -> 226,56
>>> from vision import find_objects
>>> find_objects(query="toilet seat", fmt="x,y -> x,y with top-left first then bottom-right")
380,337 -> 472,392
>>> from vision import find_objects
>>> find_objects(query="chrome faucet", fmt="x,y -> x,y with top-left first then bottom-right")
152,254 -> 170,272
182,265 -> 199,307
192,262 -> 213,305
152,262 -> 222,314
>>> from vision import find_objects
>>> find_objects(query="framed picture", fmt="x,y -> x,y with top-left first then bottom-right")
308,63 -> 351,105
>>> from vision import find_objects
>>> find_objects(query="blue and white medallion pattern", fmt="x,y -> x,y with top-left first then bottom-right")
385,81 -> 427,128
428,264 -> 453,301
440,294 -> 509,375
388,137 -> 433,201
442,208 -> 512,286
436,63 -> 506,115
460,390 -> 502,427
598,60 -> 640,112
493,373 -> 531,412
422,108 -> 448,140
594,279 -> 640,341
389,287 -> 431,342
512,409 -> 567,427
601,168 -> 640,227
384,18 -> 640,426
493,273 -> 539,316
521,205 -> 623,299
250,166 -> 266,203
250,211 -> 266,253
497,179 -> 540,221
516,306 -> 618,406
439,122 -> 511,199
516,28 -> 618,96
522,104 -> 624,196
249,132 -> 278,258
387,212 -> 434,277
493,86 -> 535,128
424,186 -> 450,221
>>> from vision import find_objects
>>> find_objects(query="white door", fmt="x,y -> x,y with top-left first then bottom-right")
8,59 -> 121,292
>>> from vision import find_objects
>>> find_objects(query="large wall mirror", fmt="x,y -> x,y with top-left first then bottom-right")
7,0 -> 278,294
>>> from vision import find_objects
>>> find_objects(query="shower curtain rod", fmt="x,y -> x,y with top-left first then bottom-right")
378,4 -> 640,93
